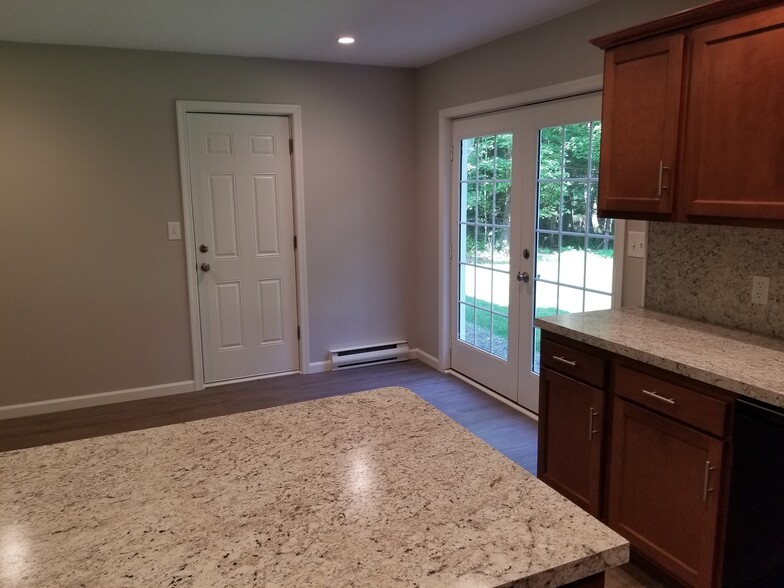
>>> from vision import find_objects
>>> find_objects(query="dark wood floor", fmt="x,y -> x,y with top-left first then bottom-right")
0,360 -> 539,474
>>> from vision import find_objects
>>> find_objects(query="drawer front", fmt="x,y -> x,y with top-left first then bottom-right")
541,339 -> 606,388
615,365 -> 728,437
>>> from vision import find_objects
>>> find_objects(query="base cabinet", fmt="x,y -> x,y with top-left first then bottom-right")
538,368 -> 604,517
607,398 -> 725,588
537,332 -> 733,587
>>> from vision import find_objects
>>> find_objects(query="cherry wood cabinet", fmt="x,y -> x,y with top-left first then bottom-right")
597,35 -> 683,217
538,368 -> 605,516
608,398 -> 726,588
538,337 -> 609,517
538,332 -> 735,587
592,0 -> 784,225
681,6 -> 784,221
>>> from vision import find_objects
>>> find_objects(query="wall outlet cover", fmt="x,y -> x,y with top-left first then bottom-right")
751,275 -> 769,305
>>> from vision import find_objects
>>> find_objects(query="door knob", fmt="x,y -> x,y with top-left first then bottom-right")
199,244 -> 209,253
200,263 -> 211,272
516,271 -> 530,283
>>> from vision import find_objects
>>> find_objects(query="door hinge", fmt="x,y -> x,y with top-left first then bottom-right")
289,138 -> 294,154
293,235 -> 298,249
450,243 -> 453,260
297,326 -> 301,340
450,144 -> 454,162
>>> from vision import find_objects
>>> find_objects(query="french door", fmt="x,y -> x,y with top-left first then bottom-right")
451,93 -> 616,413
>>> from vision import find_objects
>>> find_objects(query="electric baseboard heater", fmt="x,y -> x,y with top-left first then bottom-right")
329,341 -> 410,371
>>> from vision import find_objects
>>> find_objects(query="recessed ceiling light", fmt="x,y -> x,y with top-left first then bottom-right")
338,36 -> 355,45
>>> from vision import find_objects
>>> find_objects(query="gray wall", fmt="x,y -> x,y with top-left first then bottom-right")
0,43 -> 415,406
411,0 -> 704,359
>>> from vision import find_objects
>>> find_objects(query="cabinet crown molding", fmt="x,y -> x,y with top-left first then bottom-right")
590,0 -> 784,49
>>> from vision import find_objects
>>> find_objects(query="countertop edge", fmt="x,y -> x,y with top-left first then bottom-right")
534,315 -> 784,408
504,542 -> 630,587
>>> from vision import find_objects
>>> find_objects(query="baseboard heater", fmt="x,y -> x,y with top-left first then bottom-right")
330,341 -> 410,371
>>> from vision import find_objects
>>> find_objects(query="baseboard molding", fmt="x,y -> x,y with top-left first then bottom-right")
411,348 -> 441,370
308,360 -> 331,374
446,370 -> 539,421
0,380 -> 197,420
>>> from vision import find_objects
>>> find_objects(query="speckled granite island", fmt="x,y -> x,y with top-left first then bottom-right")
535,307 -> 784,408
0,387 -> 628,587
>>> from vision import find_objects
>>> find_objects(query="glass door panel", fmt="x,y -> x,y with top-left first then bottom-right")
458,132 -> 513,361
533,120 -> 615,373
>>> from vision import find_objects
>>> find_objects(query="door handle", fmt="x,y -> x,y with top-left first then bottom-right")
516,271 -> 530,283
200,263 -> 211,272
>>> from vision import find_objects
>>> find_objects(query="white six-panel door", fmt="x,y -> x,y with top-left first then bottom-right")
186,113 -> 299,383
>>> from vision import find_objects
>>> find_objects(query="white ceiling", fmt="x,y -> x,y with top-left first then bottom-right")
0,0 -> 602,68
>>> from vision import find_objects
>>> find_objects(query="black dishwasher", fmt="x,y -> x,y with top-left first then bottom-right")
723,398 -> 784,587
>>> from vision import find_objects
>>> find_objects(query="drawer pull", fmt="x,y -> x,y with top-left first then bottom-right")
642,388 -> 676,405
588,407 -> 599,440
553,355 -> 577,367
702,460 -> 716,502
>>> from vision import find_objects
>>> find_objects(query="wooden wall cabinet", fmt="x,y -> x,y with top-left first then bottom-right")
592,1 -> 784,225
597,35 -> 683,217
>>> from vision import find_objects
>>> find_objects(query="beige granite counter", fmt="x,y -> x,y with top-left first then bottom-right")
0,387 -> 628,587
535,307 -> 784,408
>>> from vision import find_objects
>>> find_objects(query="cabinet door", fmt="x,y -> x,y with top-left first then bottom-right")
598,34 -> 684,217
682,5 -> 784,220
608,399 -> 724,588
538,368 -> 604,517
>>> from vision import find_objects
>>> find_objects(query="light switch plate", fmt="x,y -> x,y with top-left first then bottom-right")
627,231 -> 646,258
168,221 -> 181,241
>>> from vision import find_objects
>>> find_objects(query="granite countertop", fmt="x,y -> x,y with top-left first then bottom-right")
535,307 -> 784,408
0,387 -> 628,587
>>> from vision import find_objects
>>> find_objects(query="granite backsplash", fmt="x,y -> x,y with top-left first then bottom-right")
645,222 -> 784,339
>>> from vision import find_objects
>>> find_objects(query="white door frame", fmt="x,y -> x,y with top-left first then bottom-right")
176,101 -> 311,390
437,75 -> 607,372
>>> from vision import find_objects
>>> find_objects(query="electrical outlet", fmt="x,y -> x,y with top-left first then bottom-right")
751,276 -> 769,305
627,231 -> 646,259
167,221 -> 181,241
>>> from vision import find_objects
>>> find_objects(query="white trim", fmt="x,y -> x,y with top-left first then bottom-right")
308,360 -> 331,374
447,370 -> 538,422
411,348 -> 440,370
640,220 -> 648,308
438,75 -> 604,370
0,381 -> 196,420
612,219 -> 627,310
175,100 -> 311,391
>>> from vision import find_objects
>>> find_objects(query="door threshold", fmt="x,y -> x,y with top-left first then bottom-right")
447,370 -> 539,421
204,369 -> 300,388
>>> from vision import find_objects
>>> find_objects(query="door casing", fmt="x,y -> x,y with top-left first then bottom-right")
176,101 -> 310,390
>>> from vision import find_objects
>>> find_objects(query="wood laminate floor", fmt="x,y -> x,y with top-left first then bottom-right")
1,359 -> 664,586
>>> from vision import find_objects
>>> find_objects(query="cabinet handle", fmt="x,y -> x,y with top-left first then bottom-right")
588,407 -> 600,440
641,388 -> 676,405
553,355 -> 577,367
702,460 -> 717,502
657,161 -> 670,196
